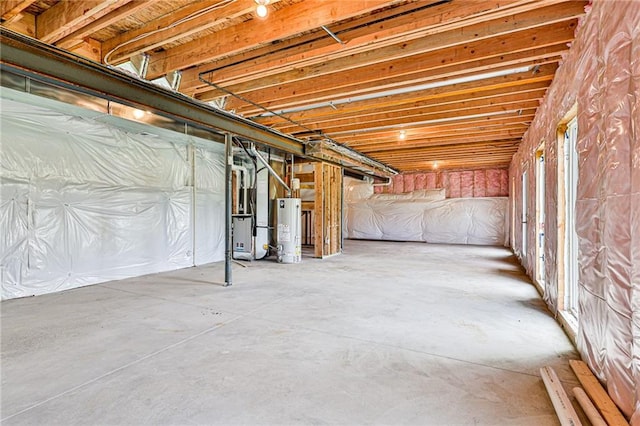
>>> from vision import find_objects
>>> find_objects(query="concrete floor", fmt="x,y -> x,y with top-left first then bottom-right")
1,240 -> 581,425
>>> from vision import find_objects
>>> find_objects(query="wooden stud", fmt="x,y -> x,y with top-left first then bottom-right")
314,162 -> 324,258
569,360 -> 629,426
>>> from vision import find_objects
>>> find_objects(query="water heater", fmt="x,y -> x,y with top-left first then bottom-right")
276,198 -> 301,263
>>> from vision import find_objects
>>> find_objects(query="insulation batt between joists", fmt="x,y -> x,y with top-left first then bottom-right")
509,0 -> 640,422
376,169 -> 509,198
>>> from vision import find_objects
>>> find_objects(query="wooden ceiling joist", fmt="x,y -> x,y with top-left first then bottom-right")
0,0 -> 588,172
181,0 -> 536,93
102,0 -> 271,66
1,0 -> 36,24
201,5 -> 581,105
218,22 -> 571,113
37,0 -> 130,44
145,0 -> 406,80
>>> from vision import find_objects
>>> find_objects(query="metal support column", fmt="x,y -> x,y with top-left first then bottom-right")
224,132 -> 233,287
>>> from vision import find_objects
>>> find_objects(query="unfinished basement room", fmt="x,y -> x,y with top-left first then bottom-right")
0,0 -> 638,424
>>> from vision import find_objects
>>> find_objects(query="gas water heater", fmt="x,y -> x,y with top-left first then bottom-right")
276,198 -> 301,263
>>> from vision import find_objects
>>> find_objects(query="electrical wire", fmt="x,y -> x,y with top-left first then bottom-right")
104,0 -> 237,67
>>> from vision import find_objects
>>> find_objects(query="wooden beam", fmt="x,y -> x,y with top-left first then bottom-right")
210,6 -> 581,104
259,81 -> 550,127
271,90 -> 545,134
37,0 -> 130,44
569,360 -> 629,426
1,10 -> 35,37
190,0 -> 580,94
1,0 -> 36,24
219,20 -> 572,111
101,0 -> 269,65
55,0 -> 153,50
180,0 -> 538,92
349,132 -> 527,152
146,0 -> 405,79
337,114 -> 535,144
314,162 -> 324,258
70,38 -> 102,62
353,131 -> 526,152
318,103 -> 538,136
370,142 -> 521,160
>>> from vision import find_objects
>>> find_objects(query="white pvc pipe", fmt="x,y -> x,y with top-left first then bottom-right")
540,367 -> 582,426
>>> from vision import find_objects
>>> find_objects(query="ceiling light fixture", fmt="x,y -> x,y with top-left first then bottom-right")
399,130 -> 406,140
133,109 -> 146,119
433,161 -> 439,170
255,0 -> 269,18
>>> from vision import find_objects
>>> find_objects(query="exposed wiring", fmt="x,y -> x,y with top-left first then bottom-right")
104,0 -> 237,67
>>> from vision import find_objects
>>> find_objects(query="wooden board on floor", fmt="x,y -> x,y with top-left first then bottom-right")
569,360 -> 629,426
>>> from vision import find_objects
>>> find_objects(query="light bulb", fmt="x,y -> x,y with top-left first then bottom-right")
256,4 -> 267,17
433,161 -> 439,170
133,109 -> 145,119
399,130 -> 406,140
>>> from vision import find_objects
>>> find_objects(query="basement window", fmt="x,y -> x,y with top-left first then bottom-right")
521,170 -> 528,257
562,116 -> 579,323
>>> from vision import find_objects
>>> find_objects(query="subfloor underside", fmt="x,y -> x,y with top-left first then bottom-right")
1,240 -> 580,425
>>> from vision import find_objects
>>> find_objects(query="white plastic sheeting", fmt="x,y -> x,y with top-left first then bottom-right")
343,178 -> 508,246
1,93 -> 225,300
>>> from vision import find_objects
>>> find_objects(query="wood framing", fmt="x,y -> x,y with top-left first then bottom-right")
569,360 -> 629,426
314,162 -> 342,258
0,0 -> 588,173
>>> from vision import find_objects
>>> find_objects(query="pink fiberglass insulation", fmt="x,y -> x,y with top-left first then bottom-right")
426,172 -> 437,189
381,169 -> 510,197
392,174 -> 404,193
438,172 -> 449,197
448,172 -> 461,198
403,173 -> 415,192
509,1 -> 639,421
473,170 -> 487,197
499,169 -> 509,195
414,173 -> 426,190
460,171 -> 474,198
